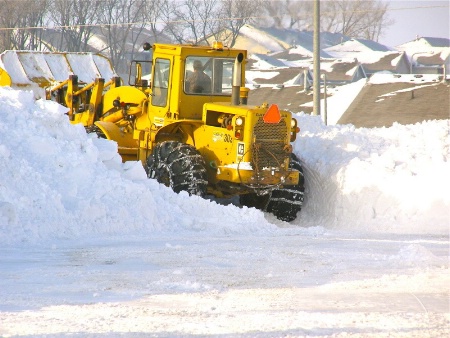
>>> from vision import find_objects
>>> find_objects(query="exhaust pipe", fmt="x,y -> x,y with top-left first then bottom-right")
232,53 -> 244,106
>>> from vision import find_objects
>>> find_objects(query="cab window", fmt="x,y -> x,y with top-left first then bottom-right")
152,58 -> 170,107
128,50 -> 152,87
184,56 -> 234,95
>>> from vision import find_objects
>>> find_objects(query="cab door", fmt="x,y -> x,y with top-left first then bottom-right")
150,57 -> 172,127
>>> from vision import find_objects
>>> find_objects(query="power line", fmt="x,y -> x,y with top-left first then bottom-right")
0,4 -> 447,32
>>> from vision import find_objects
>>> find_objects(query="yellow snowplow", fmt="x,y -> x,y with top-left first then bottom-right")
0,43 -> 305,222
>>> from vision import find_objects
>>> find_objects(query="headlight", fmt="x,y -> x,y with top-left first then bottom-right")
291,118 -> 297,128
236,117 -> 244,126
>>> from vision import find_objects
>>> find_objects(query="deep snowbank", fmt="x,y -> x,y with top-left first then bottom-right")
0,87 -> 448,245
293,114 -> 449,234
0,88 -> 268,245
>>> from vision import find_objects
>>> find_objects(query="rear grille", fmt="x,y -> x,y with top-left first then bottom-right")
252,117 -> 289,169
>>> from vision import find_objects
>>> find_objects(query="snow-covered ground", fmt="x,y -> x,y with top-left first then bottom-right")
0,85 -> 449,337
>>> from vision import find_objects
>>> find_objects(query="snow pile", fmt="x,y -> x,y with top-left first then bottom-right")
0,87 -> 448,337
294,114 -> 450,234
0,86 -> 449,246
390,243 -> 448,268
0,87 -> 268,245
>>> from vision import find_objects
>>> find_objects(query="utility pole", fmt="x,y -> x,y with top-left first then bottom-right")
312,0 -> 320,116
322,74 -> 327,125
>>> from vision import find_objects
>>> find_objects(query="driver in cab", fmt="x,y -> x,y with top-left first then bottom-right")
186,60 -> 211,94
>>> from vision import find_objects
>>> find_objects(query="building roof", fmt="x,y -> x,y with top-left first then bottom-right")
415,50 -> 450,66
357,38 -> 392,51
325,38 -> 391,53
420,37 -> 450,48
320,59 -> 365,82
233,25 -> 288,54
245,71 -> 449,128
231,26 -> 343,57
396,37 -> 450,50
271,46 -> 333,60
247,57 -> 364,85
246,67 -> 310,85
258,27 -> 348,49
358,51 -> 409,73
338,81 -> 450,127
246,86 -> 315,113
250,54 -> 288,69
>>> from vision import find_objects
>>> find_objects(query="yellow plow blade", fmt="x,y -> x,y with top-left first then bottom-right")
0,50 -> 116,99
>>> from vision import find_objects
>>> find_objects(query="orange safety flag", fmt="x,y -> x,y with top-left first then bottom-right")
263,104 -> 282,124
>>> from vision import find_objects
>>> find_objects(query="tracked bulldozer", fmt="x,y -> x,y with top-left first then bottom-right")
0,42 -> 305,221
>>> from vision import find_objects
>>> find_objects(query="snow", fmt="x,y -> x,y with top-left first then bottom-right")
378,83 -> 438,98
345,65 -> 359,76
300,78 -> 367,125
324,39 -> 391,54
0,51 -> 116,99
239,25 -> 286,54
288,45 -> 314,58
246,70 -> 280,81
369,72 -> 444,84
0,85 -> 449,336
325,51 -> 406,69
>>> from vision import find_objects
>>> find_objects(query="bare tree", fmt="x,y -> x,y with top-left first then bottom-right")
260,0 -> 288,28
259,0 -> 393,42
48,0 -> 101,52
320,2 -> 338,33
214,0 -> 262,47
321,0 -> 392,41
333,0 -> 368,37
143,0 -> 165,42
286,0 -> 313,30
158,0 -> 187,43
98,0 -> 148,74
360,1 -> 393,41
159,0 -> 232,45
185,0 -> 218,44
0,0 -> 49,51
162,0 -> 219,45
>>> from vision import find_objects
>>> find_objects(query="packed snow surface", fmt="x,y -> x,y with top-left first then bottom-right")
0,86 -> 449,337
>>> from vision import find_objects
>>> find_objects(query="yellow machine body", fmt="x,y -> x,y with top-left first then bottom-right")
0,43 -> 301,198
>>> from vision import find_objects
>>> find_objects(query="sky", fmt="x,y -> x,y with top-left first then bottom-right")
381,0 -> 450,47
0,72 -> 449,335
